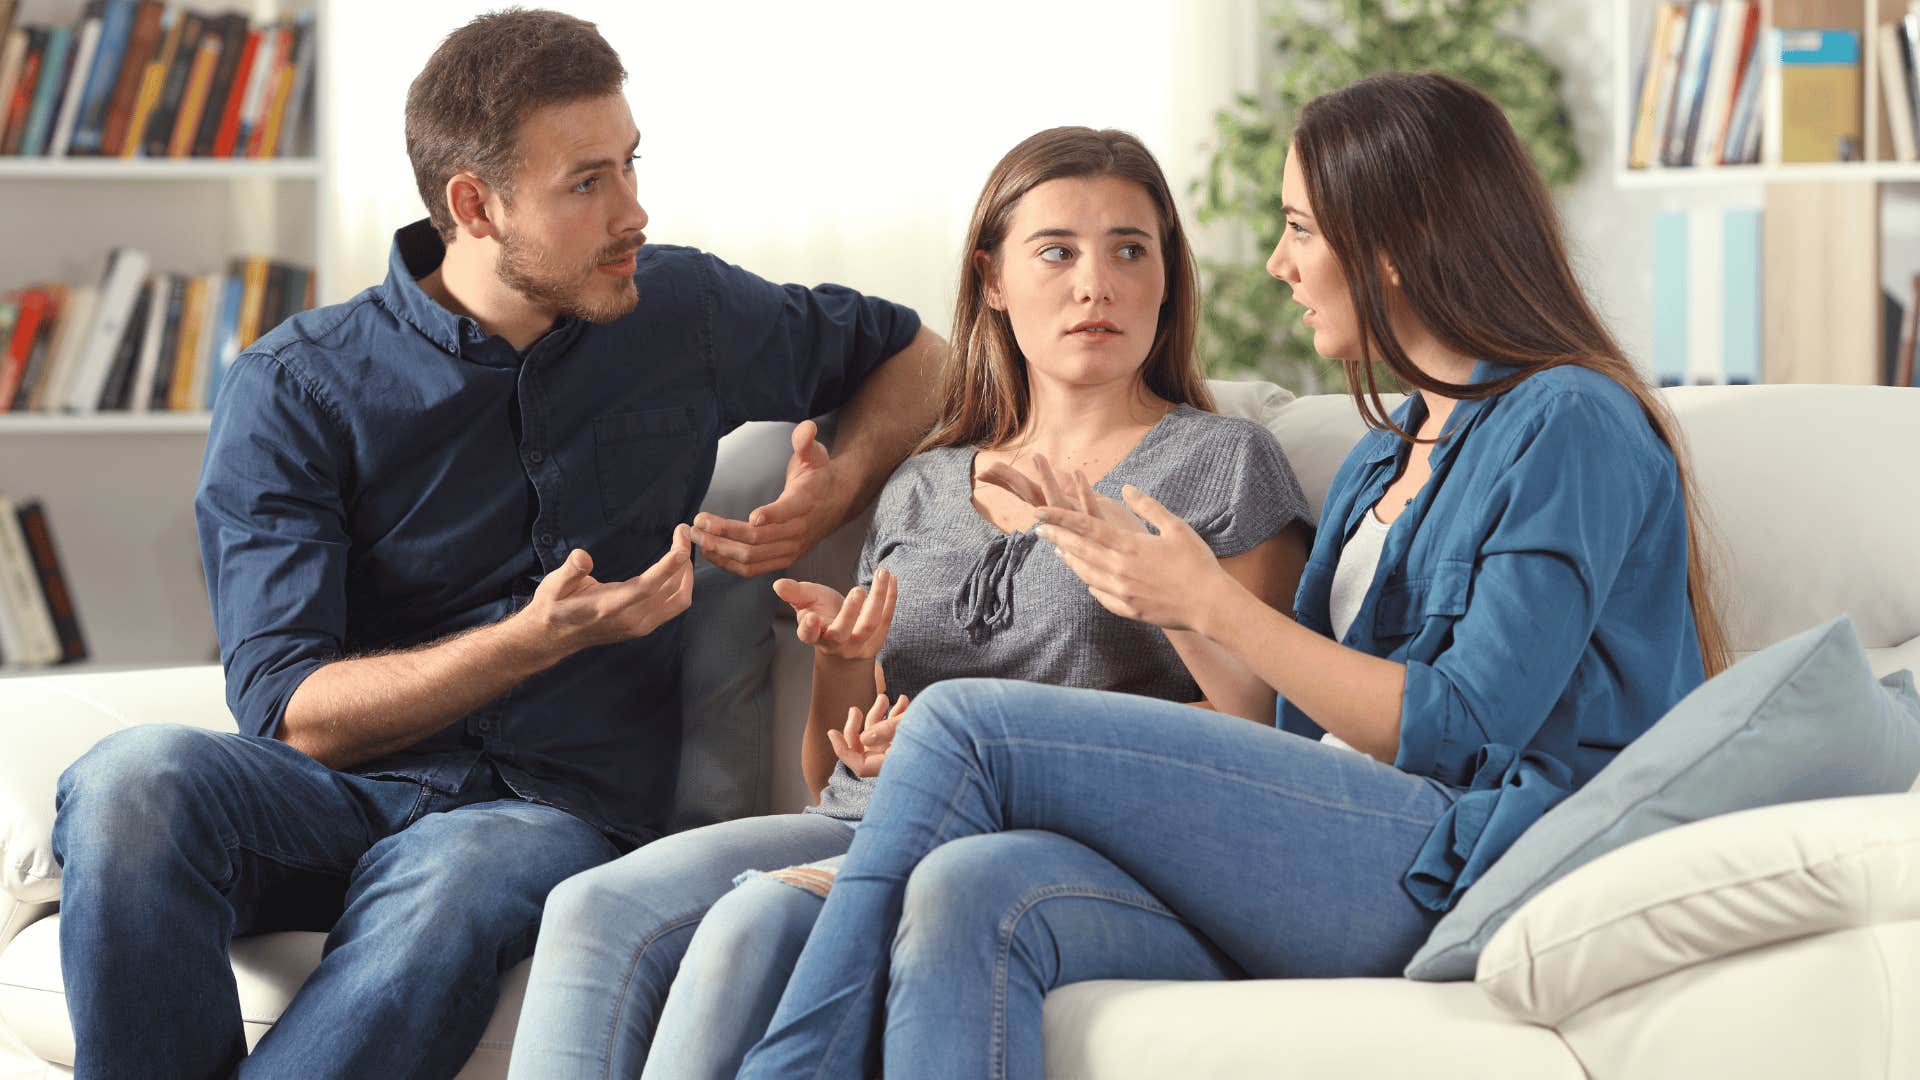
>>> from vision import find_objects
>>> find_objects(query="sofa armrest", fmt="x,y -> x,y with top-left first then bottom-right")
1,666 -> 231,907
1476,791 -> 1920,1025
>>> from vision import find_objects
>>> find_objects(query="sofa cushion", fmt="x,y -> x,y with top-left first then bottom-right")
1476,791 -> 1920,1025
0,917 -> 524,1078
1406,614 -> 1920,981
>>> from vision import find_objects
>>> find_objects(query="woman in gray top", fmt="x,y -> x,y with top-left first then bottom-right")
508,126 -> 1309,1080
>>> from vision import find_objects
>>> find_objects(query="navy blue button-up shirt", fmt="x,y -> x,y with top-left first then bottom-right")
1280,361 -> 1706,911
196,220 -> 920,846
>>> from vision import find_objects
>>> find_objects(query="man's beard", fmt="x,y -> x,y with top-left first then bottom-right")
495,227 -> 642,323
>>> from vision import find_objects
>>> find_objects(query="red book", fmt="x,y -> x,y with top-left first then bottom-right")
208,26 -> 256,157
0,35 -> 40,156
0,287 -> 48,411
15,500 -> 87,664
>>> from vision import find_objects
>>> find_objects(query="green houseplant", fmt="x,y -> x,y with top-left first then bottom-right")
1197,0 -> 1582,390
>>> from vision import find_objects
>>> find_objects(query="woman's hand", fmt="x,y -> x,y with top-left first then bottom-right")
976,453 -> 1144,535
772,566 -> 898,661
1034,483 -> 1231,634
828,687 -> 911,778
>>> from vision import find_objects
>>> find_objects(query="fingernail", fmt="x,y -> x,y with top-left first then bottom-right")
1034,525 -> 1053,541
1033,509 -> 1050,523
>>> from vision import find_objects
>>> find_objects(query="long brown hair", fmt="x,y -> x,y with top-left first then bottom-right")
1292,72 -> 1729,676
921,127 -> 1213,452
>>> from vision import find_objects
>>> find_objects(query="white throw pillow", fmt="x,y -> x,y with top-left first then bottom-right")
1475,792 -> 1920,1025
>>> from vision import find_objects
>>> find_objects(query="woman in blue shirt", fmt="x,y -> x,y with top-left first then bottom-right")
737,72 -> 1731,1080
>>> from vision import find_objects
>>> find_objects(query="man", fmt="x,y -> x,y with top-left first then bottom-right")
49,9 -> 941,1078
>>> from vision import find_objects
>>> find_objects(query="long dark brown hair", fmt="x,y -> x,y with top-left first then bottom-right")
1292,72 -> 1728,676
921,127 -> 1213,452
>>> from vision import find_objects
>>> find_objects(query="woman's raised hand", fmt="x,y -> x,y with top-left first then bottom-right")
771,566 -> 899,661
1035,483 -> 1225,633
827,682 -> 911,778
976,453 -> 1144,535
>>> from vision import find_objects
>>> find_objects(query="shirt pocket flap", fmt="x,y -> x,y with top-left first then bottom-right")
1372,557 -> 1472,637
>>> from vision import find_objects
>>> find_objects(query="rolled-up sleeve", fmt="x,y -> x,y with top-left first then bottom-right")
1393,393 -> 1656,782
701,253 -> 921,428
195,351 -> 350,739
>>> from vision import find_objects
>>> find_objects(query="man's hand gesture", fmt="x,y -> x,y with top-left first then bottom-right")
522,525 -> 695,652
693,420 -> 842,578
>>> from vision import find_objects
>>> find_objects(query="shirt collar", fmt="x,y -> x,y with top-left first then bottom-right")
382,219 -> 578,367
1356,358 -> 1522,467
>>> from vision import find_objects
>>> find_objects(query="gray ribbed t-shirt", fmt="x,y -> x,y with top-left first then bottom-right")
807,404 -> 1309,820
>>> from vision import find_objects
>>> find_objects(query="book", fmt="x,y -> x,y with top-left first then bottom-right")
1630,5 -> 1681,169
272,12 -> 314,158
0,26 -> 39,155
120,3 -> 181,157
165,27 -> 216,156
203,267 -> 242,407
0,26 -> 28,149
18,26 -> 70,157
1704,1 -> 1761,164
70,0 -> 136,155
1776,28 -> 1862,163
166,272 -> 204,409
64,247 -> 149,413
0,286 -> 49,410
1664,0 -> 1719,166
1879,25 -> 1918,163
15,500 -> 84,663
94,274 -> 151,410
126,271 -> 168,410
140,9 -> 200,158
12,285 -> 63,409
231,21 -> 277,157
1720,21 -> 1768,164
1692,0 -> 1753,166
48,6 -> 102,157
207,23 -> 256,157
235,254 -> 267,348
145,271 -> 184,408
184,268 -> 221,408
1647,7 -> 1692,170
97,0 -> 163,157
189,12 -> 245,157
0,496 -> 60,667
29,283 -> 93,412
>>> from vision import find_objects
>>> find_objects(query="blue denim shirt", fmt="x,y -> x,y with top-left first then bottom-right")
195,220 -> 920,847
1279,361 -> 1705,911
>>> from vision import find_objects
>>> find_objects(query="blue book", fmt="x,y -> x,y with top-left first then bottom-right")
1720,208 -> 1761,384
203,271 -> 243,409
1664,0 -> 1719,166
19,26 -> 69,157
69,0 -> 133,155
1719,25 -> 1766,164
1650,211 -> 1689,387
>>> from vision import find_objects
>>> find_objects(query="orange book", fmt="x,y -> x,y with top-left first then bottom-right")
252,62 -> 294,158
99,0 -> 164,159
166,35 -> 218,157
168,274 -> 206,410
122,9 -> 185,156
236,256 -> 269,350
209,27 -> 256,157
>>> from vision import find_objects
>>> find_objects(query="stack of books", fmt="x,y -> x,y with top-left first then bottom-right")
1629,0 -> 1770,168
0,249 -> 314,414
0,496 -> 84,669
0,0 -> 316,159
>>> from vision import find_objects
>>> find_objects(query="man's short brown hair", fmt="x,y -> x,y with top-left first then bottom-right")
405,8 -> 627,243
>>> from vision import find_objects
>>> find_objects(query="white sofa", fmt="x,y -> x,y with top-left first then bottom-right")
3,382 -> 1918,1079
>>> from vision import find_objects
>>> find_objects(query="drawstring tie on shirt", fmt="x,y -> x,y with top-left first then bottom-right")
952,529 -> 1037,644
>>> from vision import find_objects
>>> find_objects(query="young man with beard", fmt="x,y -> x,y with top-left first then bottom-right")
47,9 -> 941,1078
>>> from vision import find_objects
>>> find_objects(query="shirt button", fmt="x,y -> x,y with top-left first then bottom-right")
477,718 -> 494,733
528,450 -> 545,465
539,533 -> 555,547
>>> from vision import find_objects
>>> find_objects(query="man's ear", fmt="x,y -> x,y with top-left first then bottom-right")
975,250 -> 1005,311
445,171 -> 498,241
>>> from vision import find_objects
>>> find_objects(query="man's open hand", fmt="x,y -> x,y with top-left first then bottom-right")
521,525 -> 695,652
692,420 -> 842,578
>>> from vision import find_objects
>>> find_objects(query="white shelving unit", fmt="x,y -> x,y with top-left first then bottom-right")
1611,0 -> 1915,385
0,0 -> 332,674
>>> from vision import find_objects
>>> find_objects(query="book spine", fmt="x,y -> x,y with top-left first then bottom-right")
273,12 -> 315,158
66,247 -> 149,413
0,497 -> 61,666
166,273 -> 203,409
141,11 -> 197,157
1648,8 -> 1692,169
30,283 -> 92,412
120,4 -> 180,157
1665,0 -> 1719,166
204,268 -> 242,408
0,495 -> 32,666
165,32 -> 214,156
233,23 -> 276,157
127,271 -> 167,411
147,271 -> 184,408
16,501 -> 85,663
0,27 -> 29,151
1691,0 -> 1749,166
0,28 -> 40,155
12,285 -> 61,409
48,13 -> 101,158
208,24 -> 256,157
189,13 -> 244,157
19,26 -> 69,157
0,286 -> 47,409
97,0 -> 161,157
71,0 -> 134,155
95,273 -> 152,410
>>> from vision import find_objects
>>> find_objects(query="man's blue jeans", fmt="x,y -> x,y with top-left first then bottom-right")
50,724 -> 617,1079
738,678 -> 1460,1080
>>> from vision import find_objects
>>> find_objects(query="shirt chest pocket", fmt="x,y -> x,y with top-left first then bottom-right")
595,407 -> 696,528
1371,557 -> 1473,641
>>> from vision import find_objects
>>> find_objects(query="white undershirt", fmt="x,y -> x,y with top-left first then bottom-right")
1320,503 -> 1395,752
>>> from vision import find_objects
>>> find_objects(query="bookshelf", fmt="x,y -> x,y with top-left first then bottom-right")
0,0 -> 331,674
1614,0 -> 1920,385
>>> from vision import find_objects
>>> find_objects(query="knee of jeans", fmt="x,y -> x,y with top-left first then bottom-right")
682,877 -> 821,978
55,726 -> 226,850
896,834 -> 1031,953
905,678 -> 1011,752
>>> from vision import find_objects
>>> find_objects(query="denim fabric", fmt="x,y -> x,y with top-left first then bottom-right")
737,678 -> 1459,1080
1286,361 -> 1706,910
506,813 -> 854,1080
195,221 -> 921,846
50,724 -> 617,1080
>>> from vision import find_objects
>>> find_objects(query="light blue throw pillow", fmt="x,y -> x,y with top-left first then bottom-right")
1405,615 -> 1920,981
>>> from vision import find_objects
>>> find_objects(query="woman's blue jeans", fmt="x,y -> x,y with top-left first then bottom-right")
737,678 -> 1459,1080
507,811 -> 854,1079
